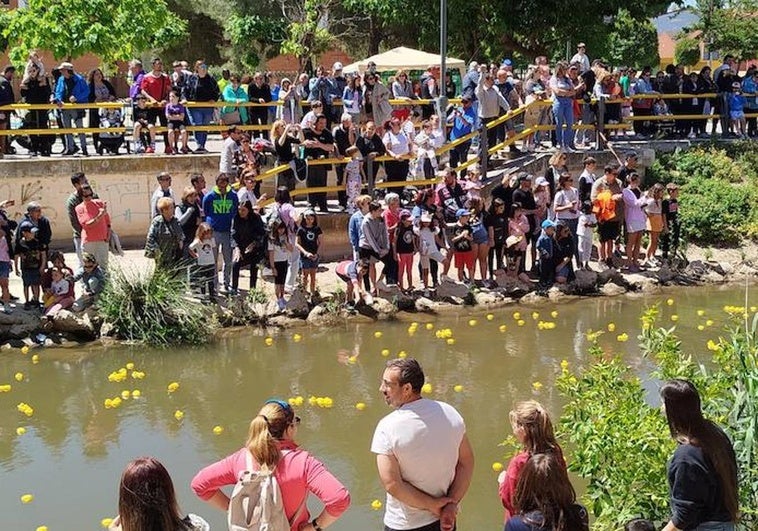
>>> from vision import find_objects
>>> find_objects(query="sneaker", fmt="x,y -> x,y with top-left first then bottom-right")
376,279 -> 388,291
146,146 -> 155,154
277,298 -> 287,310
2,306 -> 12,315
440,274 -> 453,283
180,146 -> 190,154
164,146 -> 173,155
135,145 -> 145,154
193,146 -> 208,154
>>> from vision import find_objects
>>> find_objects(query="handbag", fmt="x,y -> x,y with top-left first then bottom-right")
220,108 -> 241,125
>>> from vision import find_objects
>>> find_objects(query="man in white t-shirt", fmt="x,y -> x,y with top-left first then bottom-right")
371,358 -> 474,531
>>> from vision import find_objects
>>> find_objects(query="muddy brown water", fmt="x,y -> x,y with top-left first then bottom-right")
1,284 -> 755,530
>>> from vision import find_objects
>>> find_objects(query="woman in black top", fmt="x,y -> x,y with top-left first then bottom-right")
19,65 -> 53,156
271,119 -> 304,191
487,197 -> 508,275
231,201 -> 267,293
87,68 -> 117,153
183,60 -> 220,153
661,380 -> 738,531
355,121 -> 386,191
176,187 -> 201,258
247,71 -> 272,137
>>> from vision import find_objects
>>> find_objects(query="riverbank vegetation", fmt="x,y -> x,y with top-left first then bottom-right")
97,266 -> 216,346
647,142 -> 758,245
557,305 -> 758,529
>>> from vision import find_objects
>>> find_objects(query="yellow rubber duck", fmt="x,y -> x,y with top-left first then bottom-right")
355,402 -> 367,411
174,410 -> 184,421
264,337 -> 274,346
499,325 -> 507,332
31,354 -> 39,364
374,331 -> 383,338
486,314 -> 494,321
213,425 -> 224,435
16,427 -> 26,435
167,382 -> 180,393
381,349 -> 390,356
371,499 -> 383,510
453,385 -> 464,392
492,462 -> 504,472
421,383 -> 433,394
468,319 -> 477,326
14,372 -> 23,382
131,390 -> 141,398
20,493 -> 34,503
425,323 -> 434,330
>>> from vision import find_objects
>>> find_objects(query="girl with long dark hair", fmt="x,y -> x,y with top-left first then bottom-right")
506,452 -> 588,531
110,457 -> 209,530
661,379 -> 739,531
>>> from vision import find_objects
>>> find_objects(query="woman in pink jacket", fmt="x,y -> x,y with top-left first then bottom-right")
191,399 -> 350,531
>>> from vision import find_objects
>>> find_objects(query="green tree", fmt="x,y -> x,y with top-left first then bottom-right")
685,0 -> 758,60
2,0 -> 187,66
607,9 -> 661,68
279,0 -> 338,72
675,36 -> 702,66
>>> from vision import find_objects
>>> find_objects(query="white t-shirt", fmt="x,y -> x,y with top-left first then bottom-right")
576,212 -> 597,238
553,187 -> 580,220
190,238 -> 216,266
371,398 -> 465,530
383,130 -> 410,157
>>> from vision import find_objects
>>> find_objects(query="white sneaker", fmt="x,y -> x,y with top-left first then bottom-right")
440,274 -> 453,283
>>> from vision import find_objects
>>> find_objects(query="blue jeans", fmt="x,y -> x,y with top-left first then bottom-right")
212,230 -> 233,287
695,523 -> 734,531
553,99 -> 574,149
189,107 -> 214,148
61,110 -> 87,152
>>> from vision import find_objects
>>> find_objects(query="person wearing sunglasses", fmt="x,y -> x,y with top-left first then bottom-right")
192,398 -> 350,531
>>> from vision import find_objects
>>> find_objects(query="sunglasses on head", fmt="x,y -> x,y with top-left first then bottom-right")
265,398 -> 301,424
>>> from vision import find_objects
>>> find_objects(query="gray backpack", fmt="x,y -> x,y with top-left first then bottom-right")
228,450 -> 305,531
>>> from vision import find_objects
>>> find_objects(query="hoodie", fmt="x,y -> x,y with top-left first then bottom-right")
202,186 -> 239,233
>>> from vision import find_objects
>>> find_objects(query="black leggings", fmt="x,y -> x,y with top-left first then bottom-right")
232,252 -> 261,290
488,242 -> 504,276
274,260 -> 288,285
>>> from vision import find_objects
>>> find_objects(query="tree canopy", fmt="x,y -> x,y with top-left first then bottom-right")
683,0 -> 758,59
2,0 -> 187,66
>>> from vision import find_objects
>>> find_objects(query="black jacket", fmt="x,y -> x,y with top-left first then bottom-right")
88,79 -> 116,102
231,213 -> 266,257
15,214 -> 52,251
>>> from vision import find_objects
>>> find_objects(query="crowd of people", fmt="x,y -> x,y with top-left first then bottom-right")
0,184 -> 108,318
102,360 -> 737,531
1,49 -> 752,171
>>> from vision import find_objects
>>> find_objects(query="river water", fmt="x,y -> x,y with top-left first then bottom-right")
2,284 -> 755,530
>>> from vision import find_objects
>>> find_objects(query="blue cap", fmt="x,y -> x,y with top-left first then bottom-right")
502,59 -> 513,66
456,208 -> 471,219
541,219 -> 557,229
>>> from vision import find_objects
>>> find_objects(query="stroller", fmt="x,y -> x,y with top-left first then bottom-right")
652,98 -> 676,139
97,108 -> 129,155
11,110 -> 55,156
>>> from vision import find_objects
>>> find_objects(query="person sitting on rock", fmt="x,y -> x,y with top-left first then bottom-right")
335,258 -> 370,307
71,252 -> 106,312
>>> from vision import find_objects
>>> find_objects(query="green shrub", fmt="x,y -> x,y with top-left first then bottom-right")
679,177 -> 756,245
97,265 -> 217,346
558,307 -> 758,530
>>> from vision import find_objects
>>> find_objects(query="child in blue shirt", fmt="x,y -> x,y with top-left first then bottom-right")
729,82 -> 747,138
536,219 -> 557,288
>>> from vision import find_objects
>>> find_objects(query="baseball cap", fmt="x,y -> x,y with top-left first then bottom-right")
26,201 -> 42,212
456,208 -> 470,219
535,176 -> 549,187
57,62 -> 74,71
541,219 -> 557,229
578,42 -> 586,48
19,222 -> 37,233
303,209 -> 317,217
420,214 -> 433,223
399,209 -> 412,219
333,62 -> 343,71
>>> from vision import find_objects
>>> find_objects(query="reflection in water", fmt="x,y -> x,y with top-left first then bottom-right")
0,285 -> 754,530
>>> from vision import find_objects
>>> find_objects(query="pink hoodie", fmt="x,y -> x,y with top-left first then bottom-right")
191,440 -> 350,530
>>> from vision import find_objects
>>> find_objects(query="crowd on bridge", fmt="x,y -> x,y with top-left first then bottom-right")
0,47 -> 755,166
104,360 -> 737,531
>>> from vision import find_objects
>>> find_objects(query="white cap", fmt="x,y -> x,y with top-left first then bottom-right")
535,176 -> 549,187
333,62 -> 343,71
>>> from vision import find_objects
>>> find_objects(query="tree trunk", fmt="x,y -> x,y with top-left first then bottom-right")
368,16 -> 382,56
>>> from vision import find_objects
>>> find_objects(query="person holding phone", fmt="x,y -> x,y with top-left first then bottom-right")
75,186 -> 111,270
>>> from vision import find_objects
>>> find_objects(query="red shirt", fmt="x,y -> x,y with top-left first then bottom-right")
75,200 -> 111,243
383,208 -> 400,245
140,73 -> 170,102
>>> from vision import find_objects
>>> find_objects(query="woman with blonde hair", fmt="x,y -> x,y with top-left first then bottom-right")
498,400 -> 567,521
110,457 -> 209,531
523,66 -> 549,152
192,399 -> 351,531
